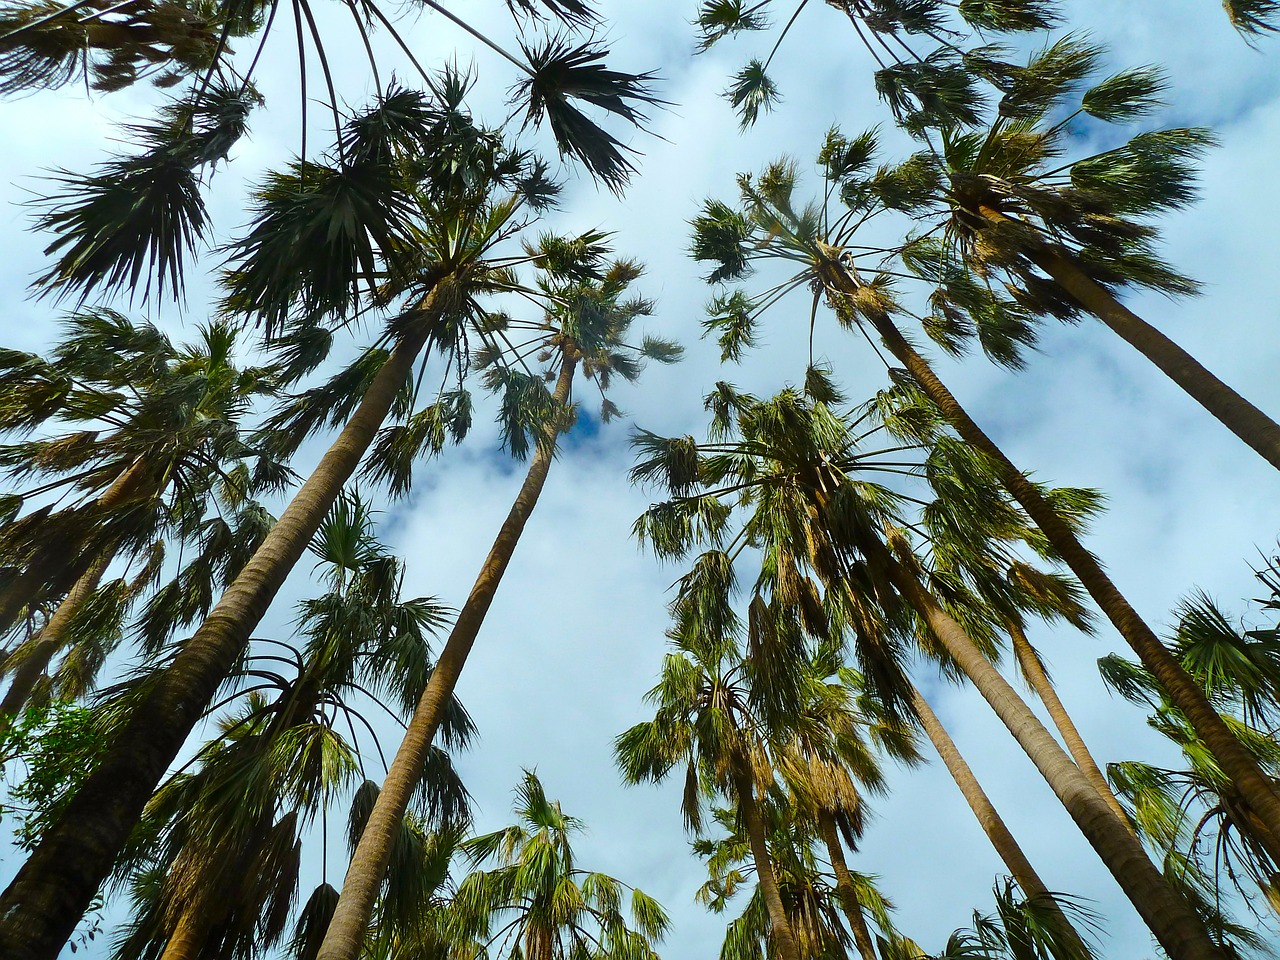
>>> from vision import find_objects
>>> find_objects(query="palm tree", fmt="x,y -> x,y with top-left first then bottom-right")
692,0 -> 1061,130
907,38 -> 1280,470
694,801 -> 895,960
0,315 -> 281,729
0,312 -> 280,640
5,0 -> 660,306
317,260 -> 678,960
615,606 -> 807,960
921,879 -> 1098,960
449,770 -> 669,960
908,682 -> 1090,955
1101,584 -> 1280,923
108,494 -> 471,960
690,149 -> 1280,876
629,386 -> 1224,959
0,86 -> 575,960
1006,620 -> 1129,828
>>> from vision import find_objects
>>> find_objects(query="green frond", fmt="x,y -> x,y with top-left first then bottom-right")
691,201 -> 756,284
724,59 -> 779,130
696,0 -> 771,51
874,50 -> 985,130
956,0 -> 1059,31
516,37 -> 662,193
31,83 -> 256,302
219,158 -> 416,333
1081,66 -> 1166,122
996,34 -> 1101,120
818,127 -> 879,183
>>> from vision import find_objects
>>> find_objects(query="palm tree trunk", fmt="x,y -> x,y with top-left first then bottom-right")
1007,621 -> 1132,829
816,809 -> 877,960
0,554 -> 112,729
862,534 -> 1223,960
907,684 -> 1090,956
732,757 -> 803,960
158,904 -> 214,960
818,258 -> 1280,867
316,354 -> 579,960
0,459 -> 153,637
1025,244 -> 1280,472
0,310 -> 439,960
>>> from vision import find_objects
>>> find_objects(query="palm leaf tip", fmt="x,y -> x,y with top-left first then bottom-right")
1224,0 -> 1280,35
517,37 -> 665,192
507,0 -> 599,26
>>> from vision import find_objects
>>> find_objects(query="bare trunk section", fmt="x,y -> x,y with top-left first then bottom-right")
818,258 -> 1280,868
0,554 -> 112,728
157,905 -> 213,960
816,809 -> 878,960
732,758 -> 803,960
316,355 -> 579,960
908,684 -> 1089,956
1027,245 -> 1280,472
1008,621 -> 1131,830
863,534 -> 1222,960
0,459 -> 154,637
0,313 -> 437,960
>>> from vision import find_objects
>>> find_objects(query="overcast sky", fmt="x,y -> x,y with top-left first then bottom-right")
4,0 -> 1280,957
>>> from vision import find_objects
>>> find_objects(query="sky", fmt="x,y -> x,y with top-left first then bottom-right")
4,0 -> 1280,957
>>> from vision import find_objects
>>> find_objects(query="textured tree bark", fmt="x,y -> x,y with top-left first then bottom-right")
733,759 -> 802,960
0,312 -> 436,960
1008,621 -> 1132,830
816,809 -> 878,960
909,684 -> 1090,956
316,355 -> 578,960
157,904 -> 214,960
819,258 -> 1280,868
1026,244 -> 1280,472
865,535 -> 1223,960
0,554 -> 112,728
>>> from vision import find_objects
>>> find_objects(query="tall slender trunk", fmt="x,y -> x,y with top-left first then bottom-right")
0,554 -> 112,728
1007,621 -> 1131,830
816,809 -> 877,960
316,354 -> 578,960
862,534 -> 1223,960
732,758 -> 803,960
158,904 -> 213,960
908,684 -> 1090,956
0,459 -> 154,637
1025,244 -> 1280,472
0,311 -> 438,960
820,258 -> 1280,866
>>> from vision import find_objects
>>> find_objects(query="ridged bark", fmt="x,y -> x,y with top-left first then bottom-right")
819,258 -> 1280,867
732,758 -> 802,960
909,684 -> 1090,956
0,313 -> 436,960
157,905 -> 213,960
0,554 -> 112,728
316,355 -> 578,960
1027,245 -> 1280,472
816,810 -> 877,960
1008,621 -> 1132,830
863,535 -> 1222,960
